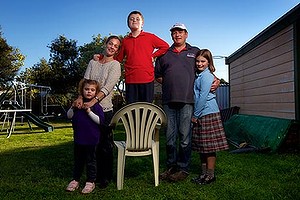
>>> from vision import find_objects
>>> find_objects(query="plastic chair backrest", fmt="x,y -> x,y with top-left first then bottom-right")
110,102 -> 166,151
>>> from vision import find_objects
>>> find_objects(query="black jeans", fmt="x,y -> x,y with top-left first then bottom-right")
96,111 -> 114,183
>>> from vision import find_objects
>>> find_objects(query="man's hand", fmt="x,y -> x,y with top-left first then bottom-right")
211,76 -> 220,92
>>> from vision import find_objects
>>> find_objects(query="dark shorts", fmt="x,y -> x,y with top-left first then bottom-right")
125,81 -> 154,104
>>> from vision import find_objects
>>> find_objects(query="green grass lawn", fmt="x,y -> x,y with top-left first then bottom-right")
0,120 -> 299,200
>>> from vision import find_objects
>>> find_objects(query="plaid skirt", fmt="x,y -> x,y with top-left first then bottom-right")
192,112 -> 229,153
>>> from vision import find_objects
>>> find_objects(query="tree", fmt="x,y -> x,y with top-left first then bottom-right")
0,30 -> 25,88
19,35 -> 80,108
78,34 -> 105,70
220,78 -> 229,85
18,58 -> 51,85
47,35 -> 80,94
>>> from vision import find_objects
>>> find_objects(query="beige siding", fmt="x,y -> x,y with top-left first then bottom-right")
230,25 -> 295,119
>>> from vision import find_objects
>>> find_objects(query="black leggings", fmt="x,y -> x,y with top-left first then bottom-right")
73,144 -> 97,182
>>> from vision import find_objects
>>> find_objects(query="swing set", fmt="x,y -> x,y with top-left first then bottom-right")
0,81 -> 56,138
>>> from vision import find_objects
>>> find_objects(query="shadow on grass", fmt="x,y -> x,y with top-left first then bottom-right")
0,141 -> 74,179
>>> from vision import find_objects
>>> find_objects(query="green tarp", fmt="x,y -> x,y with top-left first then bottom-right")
224,114 -> 292,153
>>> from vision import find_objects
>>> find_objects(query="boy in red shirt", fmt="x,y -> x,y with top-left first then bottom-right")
95,10 -> 169,104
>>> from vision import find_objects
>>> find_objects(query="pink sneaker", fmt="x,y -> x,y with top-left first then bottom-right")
66,180 -> 79,192
81,182 -> 95,194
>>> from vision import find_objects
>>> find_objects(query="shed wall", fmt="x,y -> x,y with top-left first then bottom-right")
230,25 -> 295,119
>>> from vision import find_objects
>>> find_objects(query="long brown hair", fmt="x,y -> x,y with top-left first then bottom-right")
195,49 -> 216,72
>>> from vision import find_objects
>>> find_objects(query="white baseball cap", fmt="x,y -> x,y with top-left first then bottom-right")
170,23 -> 188,32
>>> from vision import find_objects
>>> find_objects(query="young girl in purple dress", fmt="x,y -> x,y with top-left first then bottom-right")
66,79 -> 104,194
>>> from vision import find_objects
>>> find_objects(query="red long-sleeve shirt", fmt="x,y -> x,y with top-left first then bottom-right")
116,31 -> 169,84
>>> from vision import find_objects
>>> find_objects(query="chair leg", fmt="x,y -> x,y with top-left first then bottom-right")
152,142 -> 159,186
116,147 -> 125,190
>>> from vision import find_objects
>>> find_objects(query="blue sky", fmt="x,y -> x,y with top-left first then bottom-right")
1,0 -> 299,81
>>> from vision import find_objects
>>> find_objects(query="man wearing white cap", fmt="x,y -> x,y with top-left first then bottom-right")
155,22 -> 199,182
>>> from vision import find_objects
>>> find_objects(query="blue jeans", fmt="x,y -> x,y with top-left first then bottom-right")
163,103 -> 193,172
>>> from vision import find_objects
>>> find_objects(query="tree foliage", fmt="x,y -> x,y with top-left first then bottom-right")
18,58 -> 51,85
18,35 -> 81,107
0,31 -> 25,88
47,35 -> 80,94
220,78 -> 229,85
78,34 -> 105,70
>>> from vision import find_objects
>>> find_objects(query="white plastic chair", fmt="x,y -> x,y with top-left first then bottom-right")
110,102 -> 167,190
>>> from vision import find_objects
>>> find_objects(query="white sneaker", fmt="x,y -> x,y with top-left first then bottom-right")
81,182 -> 95,194
66,180 -> 79,192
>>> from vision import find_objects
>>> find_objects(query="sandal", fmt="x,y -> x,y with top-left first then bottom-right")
200,175 -> 216,185
66,180 -> 79,192
81,182 -> 95,194
191,174 -> 206,183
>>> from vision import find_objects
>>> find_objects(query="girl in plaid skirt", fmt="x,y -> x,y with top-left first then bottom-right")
191,49 -> 229,185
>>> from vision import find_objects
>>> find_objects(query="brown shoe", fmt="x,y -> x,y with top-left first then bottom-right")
169,170 -> 189,182
160,167 -> 178,180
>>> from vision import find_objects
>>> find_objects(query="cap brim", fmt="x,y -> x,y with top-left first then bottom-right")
170,27 -> 186,31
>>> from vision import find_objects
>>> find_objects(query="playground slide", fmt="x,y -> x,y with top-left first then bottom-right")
20,111 -> 54,132
3,103 -> 54,132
